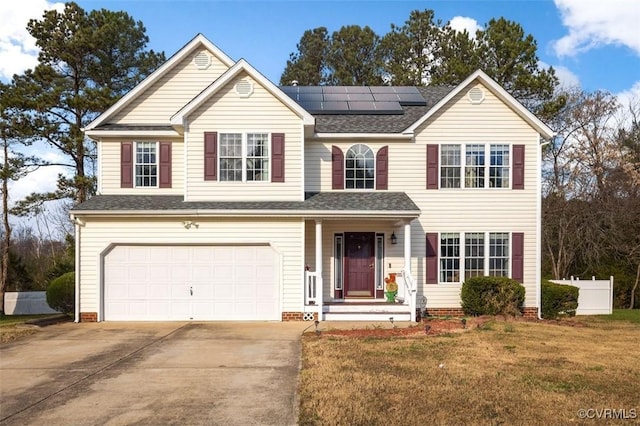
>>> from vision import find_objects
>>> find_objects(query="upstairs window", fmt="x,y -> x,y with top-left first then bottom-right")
219,132 -> 269,182
135,142 -> 157,187
345,144 -> 374,189
439,144 -> 511,189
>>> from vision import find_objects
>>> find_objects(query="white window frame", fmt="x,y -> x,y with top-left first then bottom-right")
134,141 -> 158,188
345,144 -> 375,190
438,231 -> 511,284
334,234 -> 343,291
439,144 -> 512,189
218,132 -> 270,183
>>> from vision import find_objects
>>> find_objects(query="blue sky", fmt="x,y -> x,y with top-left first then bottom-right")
1,0 -> 639,215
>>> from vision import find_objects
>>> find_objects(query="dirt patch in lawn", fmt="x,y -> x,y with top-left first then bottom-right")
310,316 -> 493,338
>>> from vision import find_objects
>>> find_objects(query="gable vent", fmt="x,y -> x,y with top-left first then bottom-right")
235,79 -> 254,98
468,87 -> 485,104
193,51 -> 211,69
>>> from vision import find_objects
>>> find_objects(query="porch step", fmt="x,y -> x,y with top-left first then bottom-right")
323,302 -> 410,314
323,312 -> 411,321
322,303 -> 411,321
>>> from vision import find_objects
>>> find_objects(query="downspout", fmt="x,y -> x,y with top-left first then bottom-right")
537,137 -> 551,319
72,216 -> 83,323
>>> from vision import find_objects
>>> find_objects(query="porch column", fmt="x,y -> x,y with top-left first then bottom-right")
404,221 -> 416,322
315,220 -> 323,320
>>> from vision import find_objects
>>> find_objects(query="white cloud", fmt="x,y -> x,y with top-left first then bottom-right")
448,16 -> 482,38
616,80 -> 640,114
0,1 -> 65,80
554,65 -> 581,89
553,0 -> 640,57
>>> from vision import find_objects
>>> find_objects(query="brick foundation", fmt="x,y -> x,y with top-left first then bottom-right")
80,312 -> 98,322
282,312 -> 317,321
423,307 -> 539,319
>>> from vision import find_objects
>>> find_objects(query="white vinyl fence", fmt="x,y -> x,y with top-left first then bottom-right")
3,292 -> 59,315
550,276 -> 614,315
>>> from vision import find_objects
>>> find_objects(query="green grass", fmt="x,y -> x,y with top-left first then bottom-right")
0,314 -> 53,326
593,308 -> 640,323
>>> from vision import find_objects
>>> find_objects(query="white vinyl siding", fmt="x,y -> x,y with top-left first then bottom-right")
98,139 -> 183,195
304,82 -> 540,308
186,73 -> 303,201
111,48 -> 229,124
77,217 -> 304,318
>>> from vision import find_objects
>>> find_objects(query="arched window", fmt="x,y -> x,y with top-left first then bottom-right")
345,144 -> 374,189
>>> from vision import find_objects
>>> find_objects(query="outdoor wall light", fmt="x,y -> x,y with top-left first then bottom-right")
391,232 -> 398,245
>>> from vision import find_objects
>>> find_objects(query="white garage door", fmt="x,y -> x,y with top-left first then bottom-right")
104,245 -> 279,321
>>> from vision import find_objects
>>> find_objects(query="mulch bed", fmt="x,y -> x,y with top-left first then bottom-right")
312,317 -> 492,338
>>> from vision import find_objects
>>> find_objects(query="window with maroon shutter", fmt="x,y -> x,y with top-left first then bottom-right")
332,145 -> 344,190
376,146 -> 388,190
426,144 -> 439,189
271,133 -> 285,182
204,131 -> 217,181
426,232 -> 438,284
120,142 -> 133,188
512,144 -> 525,190
512,232 -> 524,282
159,142 -> 172,188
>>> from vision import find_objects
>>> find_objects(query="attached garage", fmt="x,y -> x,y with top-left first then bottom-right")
103,245 -> 280,321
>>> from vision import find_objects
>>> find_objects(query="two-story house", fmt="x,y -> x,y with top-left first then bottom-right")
71,34 -> 553,322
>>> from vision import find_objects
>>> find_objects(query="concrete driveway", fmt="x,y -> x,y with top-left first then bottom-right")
0,321 -> 310,425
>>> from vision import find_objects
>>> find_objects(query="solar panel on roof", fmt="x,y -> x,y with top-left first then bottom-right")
373,101 -> 403,112
396,92 -> 427,106
280,86 -> 298,95
322,101 -> 349,112
323,93 -> 350,101
370,86 -> 396,94
323,86 -> 348,94
344,86 -> 371,94
348,93 -> 374,101
348,101 -> 376,111
298,93 -> 323,101
297,86 -> 323,93
372,93 -> 400,102
393,86 -> 420,94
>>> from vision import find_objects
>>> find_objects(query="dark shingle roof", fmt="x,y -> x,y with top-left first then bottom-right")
71,192 -> 420,216
310,86 -> 454,133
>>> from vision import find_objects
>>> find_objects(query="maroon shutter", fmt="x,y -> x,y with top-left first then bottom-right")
120,142 -> 133,188
271,133 -> 285,182
332,145 -> 344,190
376,145 -> 388,190
159,142 -> 172,188
512,144 -> 525,190
426,144 -> 439,190
512,232 -> 524,283
426,232 -> 438,284
204,132 -> 217,181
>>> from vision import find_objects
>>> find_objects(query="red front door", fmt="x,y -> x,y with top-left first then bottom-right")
344,232 -> 375,297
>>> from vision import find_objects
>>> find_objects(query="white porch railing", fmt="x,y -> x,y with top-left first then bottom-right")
399,269 -> 417,322
304,271 -> 319,307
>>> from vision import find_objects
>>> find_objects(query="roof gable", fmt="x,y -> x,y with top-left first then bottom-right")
170,59 -> 315,127
84,34 -> 235,131
405,70 -> 554,139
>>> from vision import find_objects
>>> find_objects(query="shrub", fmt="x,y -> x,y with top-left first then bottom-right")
47,272 -> 75,315
541,280 -> 579,319
461,276 -> 525,316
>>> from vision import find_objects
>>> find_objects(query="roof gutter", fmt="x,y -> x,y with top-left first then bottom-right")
69,209 -> 421,219
312,132 -> 414,140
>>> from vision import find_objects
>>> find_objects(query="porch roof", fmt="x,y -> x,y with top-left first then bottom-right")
70,192 -> 420,219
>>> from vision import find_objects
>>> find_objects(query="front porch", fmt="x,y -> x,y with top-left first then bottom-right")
303,219 -> 418,321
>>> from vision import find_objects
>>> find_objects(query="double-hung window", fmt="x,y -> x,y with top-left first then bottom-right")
219,132 -> 269,182
439,231 -> 510,283
345,144 -> 375,189
439,144 -> 511,188
135,142 -> 157,187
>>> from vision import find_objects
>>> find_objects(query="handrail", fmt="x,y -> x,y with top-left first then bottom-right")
304,270 -> 318,306
400,269 -> 417,322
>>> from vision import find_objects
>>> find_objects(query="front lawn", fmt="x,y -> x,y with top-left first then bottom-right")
299,315 -> 640,425
0,314 -> 55,344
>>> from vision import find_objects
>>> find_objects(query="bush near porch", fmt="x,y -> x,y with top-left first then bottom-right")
299,312 -> 640,425
460,276 -> 525,316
